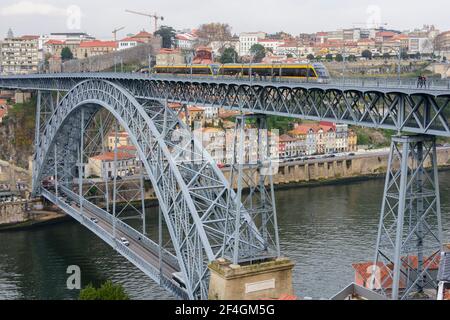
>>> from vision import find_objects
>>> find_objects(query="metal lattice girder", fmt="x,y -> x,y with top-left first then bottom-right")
32,79 -> 267,300
0,73 -> 449,137
372,135 -> 443,300
223,114 -> 281,264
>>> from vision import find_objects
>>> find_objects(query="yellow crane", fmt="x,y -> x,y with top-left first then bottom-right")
125,10 -> 164,34
112,26 -> 125,41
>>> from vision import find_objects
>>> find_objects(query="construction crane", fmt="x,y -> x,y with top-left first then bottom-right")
125,10 -> 164,34
112,26 -> 125,41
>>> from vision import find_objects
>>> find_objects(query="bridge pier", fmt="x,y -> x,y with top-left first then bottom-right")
372,134 -> 443,300
208,257 -> 295,300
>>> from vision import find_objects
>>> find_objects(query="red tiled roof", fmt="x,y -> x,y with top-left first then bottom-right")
80,40 -> 117,48
376,31 -> 397,38
279,134 -> 297,143
45,40 -> 65,45
133,30 -> 152,38
21,35 -> 39,40
117,146 -> 137,151
120,37 -> 144,43
91,152 -> 135,161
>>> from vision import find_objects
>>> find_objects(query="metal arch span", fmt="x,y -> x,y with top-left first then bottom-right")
33,79 -> 270,300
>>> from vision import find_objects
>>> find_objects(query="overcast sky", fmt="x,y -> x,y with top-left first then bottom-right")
0,0 -> 449,39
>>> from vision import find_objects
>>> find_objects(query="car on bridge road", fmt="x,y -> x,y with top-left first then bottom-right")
119,237 -> 130,247
90,217 -> 99,224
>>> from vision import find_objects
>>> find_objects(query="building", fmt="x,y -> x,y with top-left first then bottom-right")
131,30 -> 153,43
408,37 -> 433,55
195,127 -> 227,164
175,33 -> 198,50
289,122 -> 356,155
156,48 -> 185,65
107,131 -> 132,151
1,35 -> 40,75
257,39 -> 285,54
279,134 -> 305,159
39,32 -> 95,49
435,31 -> 450,59
77,40 -> 117,59
239,32 -> 266,56
118,37 -> 145,51
0,105 -> 9,124
86,151 -> 137,179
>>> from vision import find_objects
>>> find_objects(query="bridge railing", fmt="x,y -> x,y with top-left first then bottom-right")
144,74 -> 450,91
57,185 -> 179,269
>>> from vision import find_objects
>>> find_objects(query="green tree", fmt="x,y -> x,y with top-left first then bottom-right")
249,44 -> 266,63
383,52 -> 391,60
325,53 -> 333,61
335,54 -> 343,62
306,54 -> 315,61
155,25 -> 176,49
443,56 -> 447,62
400,48 -> 409,60
61,47 -> 73,61
316,55 -> 322,61
361,50 -> 372,60
220,47 -> 238,64
79,281 -> 129,300
347,54 -> 357,62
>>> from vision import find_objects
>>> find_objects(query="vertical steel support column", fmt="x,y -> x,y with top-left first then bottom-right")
99,114 -> 110,212
373,135 -> 443,300
54,144 -> 58,197
232,116 -> 246,265
78,109 -> 85,216
112,122 -> 119,241
32,91 -> 43,194
140,161 -> 146,235
391,141 -> 409,300
225,114 -> 281,265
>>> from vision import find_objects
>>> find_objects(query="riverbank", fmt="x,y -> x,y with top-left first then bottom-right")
0,210 -> 69,232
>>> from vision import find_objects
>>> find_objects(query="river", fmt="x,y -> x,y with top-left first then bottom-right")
1,171 -> 450,300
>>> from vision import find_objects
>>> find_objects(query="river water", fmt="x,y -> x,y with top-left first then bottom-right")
1,172 -> 450,300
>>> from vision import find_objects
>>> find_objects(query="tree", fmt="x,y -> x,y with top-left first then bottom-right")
61,47 -> 73,61
361,50 -> 372,60
325,53 -> 333,61
335,54 -> 343,62
197,23 -> 232,45
79,281 -> 129,300
316,55 -> 323,61
347,55 -> 357,62
155,25 -> 176,49
220,47 -> 238,64
306,54 -> 315,61
444,56 -> 447,62
383,52 -> 391,60
400,48 -> 409,60
249,44 -> 266,63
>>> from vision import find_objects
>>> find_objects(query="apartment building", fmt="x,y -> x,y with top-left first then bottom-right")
239,32 -> 266,56
1,35 -> 40,75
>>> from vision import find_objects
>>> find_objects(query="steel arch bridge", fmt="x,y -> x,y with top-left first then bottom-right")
0,73 -> 449,300
30,79 -> 276,300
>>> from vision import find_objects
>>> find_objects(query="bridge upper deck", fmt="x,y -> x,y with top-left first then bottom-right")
0,72 -> 449,96
0,73 -> 449,137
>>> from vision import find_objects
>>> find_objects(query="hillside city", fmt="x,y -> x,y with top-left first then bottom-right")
1,23 -> 449,174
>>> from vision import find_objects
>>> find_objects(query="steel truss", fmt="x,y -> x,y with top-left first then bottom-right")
223,114 -> 281,264
32,79 -> 269,300
0,74 -> 449,137
372,135 -> 443,300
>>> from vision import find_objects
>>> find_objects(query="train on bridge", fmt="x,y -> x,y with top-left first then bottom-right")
151,62 -> 331,82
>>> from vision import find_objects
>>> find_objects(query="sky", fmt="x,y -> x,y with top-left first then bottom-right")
0,0 -> 449,39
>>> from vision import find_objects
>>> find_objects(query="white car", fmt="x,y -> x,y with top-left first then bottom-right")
119,237 -> 130,247
90,217 -> 99,224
